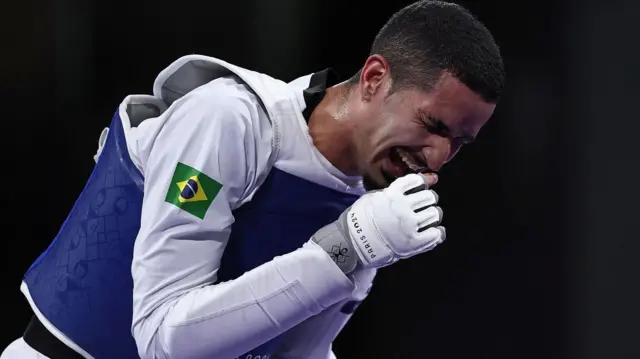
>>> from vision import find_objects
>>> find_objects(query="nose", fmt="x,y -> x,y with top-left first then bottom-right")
422,137 -> 452,171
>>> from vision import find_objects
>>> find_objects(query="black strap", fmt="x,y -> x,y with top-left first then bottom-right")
302,68 -> 341,122
23,315 -> 84,359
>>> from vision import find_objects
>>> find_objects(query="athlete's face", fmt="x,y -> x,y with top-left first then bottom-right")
350,56 -> 497,190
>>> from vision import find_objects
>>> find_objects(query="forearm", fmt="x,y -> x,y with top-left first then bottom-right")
274,268 -> 376,359
274,301 -> 350,359
140,241 -> 354,359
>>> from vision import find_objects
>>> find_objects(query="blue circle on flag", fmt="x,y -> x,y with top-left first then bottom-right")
181,179 -> 199,199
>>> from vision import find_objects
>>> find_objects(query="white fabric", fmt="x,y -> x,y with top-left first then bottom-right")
0,338 -> 50,359
18,55 -> 372,359
275,268 -> 376,359
129,57 -> 369,359
92,127 -> 109,163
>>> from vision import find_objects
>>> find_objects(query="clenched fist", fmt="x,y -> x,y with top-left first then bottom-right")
311,173 -> 445,273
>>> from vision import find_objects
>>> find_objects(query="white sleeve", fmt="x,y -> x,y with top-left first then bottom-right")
130,84 -> 356,359
274,269 -> 377,359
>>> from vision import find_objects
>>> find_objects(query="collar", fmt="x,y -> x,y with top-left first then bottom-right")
301,68 -> 341,122
286,68 -> 363,190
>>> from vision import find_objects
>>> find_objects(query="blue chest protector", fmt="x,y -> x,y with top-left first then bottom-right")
218,164 -> 360,358
23,111 -> 359,359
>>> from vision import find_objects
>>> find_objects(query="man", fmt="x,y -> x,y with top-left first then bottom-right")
2,1 -> 504,358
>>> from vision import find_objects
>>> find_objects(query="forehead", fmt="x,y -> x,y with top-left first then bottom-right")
404,73 -> 496,133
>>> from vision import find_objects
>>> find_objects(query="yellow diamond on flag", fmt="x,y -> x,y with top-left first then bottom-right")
176,175 -> 208,203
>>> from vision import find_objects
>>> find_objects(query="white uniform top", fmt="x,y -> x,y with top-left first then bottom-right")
119,56 -> 374,359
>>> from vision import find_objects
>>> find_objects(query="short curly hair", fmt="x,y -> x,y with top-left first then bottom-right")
351,0 -> 505,103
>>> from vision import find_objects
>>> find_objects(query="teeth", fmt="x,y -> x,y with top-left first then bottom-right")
396,148 -> 426,172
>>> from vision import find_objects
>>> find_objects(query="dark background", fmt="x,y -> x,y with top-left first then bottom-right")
1,0 -> 638,358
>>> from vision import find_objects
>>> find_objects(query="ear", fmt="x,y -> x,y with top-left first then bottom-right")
359,55 -> 391,102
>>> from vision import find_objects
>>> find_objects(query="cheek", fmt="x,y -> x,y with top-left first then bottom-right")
370,104 -> 421,148
396,123 -> 428,144
364,115 -> 399,151
380,115 -> 421,142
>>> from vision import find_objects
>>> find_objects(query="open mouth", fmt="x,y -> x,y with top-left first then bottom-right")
388,147 -> 429,178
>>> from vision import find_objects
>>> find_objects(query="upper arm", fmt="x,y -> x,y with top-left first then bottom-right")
130,81 -> 273,351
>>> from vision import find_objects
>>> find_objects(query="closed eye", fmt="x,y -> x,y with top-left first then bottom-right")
420,112 -> 476,145
418,112 -> 450,137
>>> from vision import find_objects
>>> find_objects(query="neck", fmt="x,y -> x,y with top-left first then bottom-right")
307,83 -> 359,176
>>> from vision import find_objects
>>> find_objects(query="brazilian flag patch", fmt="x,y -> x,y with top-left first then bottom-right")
165,162 -> 222,219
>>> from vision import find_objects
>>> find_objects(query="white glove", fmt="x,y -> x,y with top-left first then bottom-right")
311,173 -> 445,273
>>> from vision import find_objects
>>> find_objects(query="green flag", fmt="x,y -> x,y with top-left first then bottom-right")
165,162 -> 222,219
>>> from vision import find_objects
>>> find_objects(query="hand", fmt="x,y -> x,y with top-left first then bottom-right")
346,173 -> 445,269
311,174 -> 445,273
